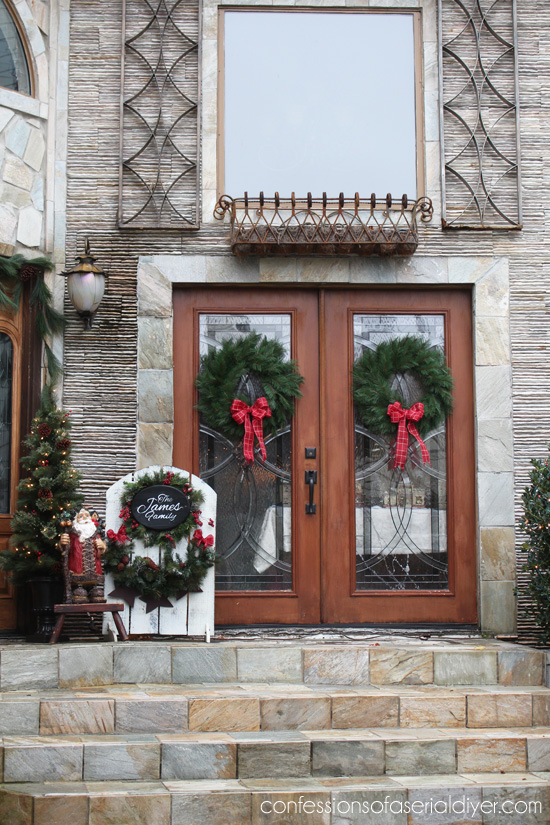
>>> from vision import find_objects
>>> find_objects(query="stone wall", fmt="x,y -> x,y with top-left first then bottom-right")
0,0 -> 49,253
62,0 -> 550,635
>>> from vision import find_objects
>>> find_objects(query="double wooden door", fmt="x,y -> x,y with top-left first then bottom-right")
173,287 -> 476,626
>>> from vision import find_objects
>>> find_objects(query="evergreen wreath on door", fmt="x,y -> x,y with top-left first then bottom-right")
353,335 -> 454,469
195,332 -> 304,462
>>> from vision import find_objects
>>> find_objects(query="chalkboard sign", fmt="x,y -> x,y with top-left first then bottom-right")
131,485 -> 191,530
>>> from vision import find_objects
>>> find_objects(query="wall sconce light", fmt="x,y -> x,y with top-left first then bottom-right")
61,239 -> 106,328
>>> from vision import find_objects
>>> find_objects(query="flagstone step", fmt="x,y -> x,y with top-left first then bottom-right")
4,727 -> 550,782
2,684 -> 550,736
0,639 -> 544,691
1,774 -> 550,825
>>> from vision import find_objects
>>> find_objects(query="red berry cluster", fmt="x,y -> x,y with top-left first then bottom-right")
119,506 -> 131,520
163,471 -> 175,485
192,511 -> 203,526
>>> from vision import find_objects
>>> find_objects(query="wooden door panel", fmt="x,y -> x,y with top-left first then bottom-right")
173,286 -> 477,626
0,529 -> 15,628
322,288 -> 476,624
173,287 -> 321,624
0,310 -> 23,631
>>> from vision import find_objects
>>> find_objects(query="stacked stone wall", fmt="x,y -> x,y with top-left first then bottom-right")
64,0 -> 550,636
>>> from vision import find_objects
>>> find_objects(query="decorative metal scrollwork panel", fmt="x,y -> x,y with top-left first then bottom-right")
439,0 -> 521,228
119,0 -> 200,229
198,315 -> 293,591
354,315 -> 448,591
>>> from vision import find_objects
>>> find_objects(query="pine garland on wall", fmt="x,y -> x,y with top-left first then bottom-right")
0,254 -> 64,380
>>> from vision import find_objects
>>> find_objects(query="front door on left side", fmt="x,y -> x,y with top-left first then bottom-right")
0,309 -> 22,630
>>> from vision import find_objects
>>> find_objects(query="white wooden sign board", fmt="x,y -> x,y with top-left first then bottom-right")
104,466 -> 215,637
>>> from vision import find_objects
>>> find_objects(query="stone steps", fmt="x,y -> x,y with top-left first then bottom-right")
4,727 -> 550,783
1,774 -> 550,824
2,684 -> 550,736
0,639 -> 544,691
1,638 -> 549,823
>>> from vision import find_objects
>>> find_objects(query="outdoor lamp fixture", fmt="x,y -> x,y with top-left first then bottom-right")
61,239 -> 106,328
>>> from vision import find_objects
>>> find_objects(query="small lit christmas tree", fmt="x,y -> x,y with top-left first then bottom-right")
0,385 -> 83,585
521,450 -> 550,643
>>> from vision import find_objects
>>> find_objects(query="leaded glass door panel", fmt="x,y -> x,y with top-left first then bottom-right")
198,313 -> 293,592
353,314 -> 448,592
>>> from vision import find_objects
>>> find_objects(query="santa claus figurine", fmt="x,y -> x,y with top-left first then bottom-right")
60,508 -> 106,604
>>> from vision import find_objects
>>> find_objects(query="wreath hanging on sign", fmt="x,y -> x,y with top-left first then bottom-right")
353,336 -> 454,469
195,333 -> 304,462
103,468 -> 216,611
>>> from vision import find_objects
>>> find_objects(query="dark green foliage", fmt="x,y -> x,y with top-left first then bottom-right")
0,385 -> 83,585
353,336 -> 454,437
104,544 -> 216,602
103,469 -> 215,601
521,452 -> 550,644
195,333 -> 304,442
0,254 -> 64,380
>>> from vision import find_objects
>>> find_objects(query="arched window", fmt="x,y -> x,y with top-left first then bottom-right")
0,332 -> 13,514
0,0 -> 30,94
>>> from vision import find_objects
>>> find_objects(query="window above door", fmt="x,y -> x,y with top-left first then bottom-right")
219,8 -> 424,201
215,7 -> 432,256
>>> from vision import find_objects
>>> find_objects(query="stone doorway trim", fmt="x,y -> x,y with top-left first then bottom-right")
136,253 -> 514,635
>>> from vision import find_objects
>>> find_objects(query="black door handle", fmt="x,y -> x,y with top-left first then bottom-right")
305,470 -> 317,514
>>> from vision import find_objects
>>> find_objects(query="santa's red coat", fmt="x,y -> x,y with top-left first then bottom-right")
68,532 -> 103,576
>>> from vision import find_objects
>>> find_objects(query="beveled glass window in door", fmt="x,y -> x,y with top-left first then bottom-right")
0,332 -> 13,514
354,315 -> 448,591
198,314 -> 292,591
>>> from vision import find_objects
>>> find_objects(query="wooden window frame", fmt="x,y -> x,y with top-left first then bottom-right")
0,0 -> 35,98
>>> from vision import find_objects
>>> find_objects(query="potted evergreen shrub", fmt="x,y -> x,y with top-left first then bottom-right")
0,385 -> 82,639
521,450 -> 550,644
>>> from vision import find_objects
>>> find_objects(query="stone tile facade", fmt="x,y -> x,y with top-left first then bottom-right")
5,0 -> 549,640
0,0 -> 69,277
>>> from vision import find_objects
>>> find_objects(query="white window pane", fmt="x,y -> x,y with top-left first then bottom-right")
224,11 -> 417,199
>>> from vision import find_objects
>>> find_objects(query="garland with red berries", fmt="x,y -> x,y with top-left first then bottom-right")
103,469 -> 216,610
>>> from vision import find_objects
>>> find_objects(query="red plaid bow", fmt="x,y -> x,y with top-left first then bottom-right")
230,396 -> 272,462
387,401 -> 431,470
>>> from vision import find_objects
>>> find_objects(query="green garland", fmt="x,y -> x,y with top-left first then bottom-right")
103,469 -> 216,604
195,332 -> 304,442
0,253 -> 64,380
353,336 -> 454,437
